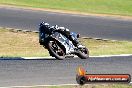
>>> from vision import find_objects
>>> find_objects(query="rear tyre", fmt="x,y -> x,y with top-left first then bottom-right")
76,48 -> 89,59
46,39 -> 66,60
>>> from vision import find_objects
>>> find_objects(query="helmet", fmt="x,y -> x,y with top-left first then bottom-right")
39,22 -> 51,34
39,22 -> 50,29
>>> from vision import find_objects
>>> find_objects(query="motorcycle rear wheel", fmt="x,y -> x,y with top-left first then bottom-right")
46,39 -> 66,60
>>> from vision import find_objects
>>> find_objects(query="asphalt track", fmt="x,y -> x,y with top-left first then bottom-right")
0,6 -> 132,41
0,56 -> 132,87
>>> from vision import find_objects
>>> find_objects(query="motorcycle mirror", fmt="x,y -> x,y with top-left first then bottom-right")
77,34 -> 80,38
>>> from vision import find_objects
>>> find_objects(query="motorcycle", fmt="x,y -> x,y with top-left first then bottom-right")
43,31 -> 89,60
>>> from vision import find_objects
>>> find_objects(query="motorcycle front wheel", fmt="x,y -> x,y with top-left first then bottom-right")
76,47 -> 89,59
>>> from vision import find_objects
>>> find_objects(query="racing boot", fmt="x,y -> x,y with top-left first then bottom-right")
39,38 -> 45,45
73,39 -> 85,48
69,35 -> 85,48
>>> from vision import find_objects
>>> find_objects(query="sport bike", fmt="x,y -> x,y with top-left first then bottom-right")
43,31 -> 89,60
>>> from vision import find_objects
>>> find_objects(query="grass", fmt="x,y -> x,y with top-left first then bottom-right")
81,38 -> 132,56
0,0 -> 132,16
0,28 -> 132,57
29,84 -> 132,88
0,29 -> 49,57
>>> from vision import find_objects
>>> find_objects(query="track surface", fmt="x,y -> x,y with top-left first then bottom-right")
0,7 -> 132,40
0,56 -> 132,87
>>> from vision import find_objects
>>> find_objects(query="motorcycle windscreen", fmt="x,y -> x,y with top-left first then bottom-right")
70,32 -> 78,40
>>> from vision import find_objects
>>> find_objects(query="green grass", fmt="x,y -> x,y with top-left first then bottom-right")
81,38 -> 132,56
0,28 -> 132,57
0,0 -> 132,16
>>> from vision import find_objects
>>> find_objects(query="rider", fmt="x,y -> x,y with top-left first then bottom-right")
39,22 -> 85,48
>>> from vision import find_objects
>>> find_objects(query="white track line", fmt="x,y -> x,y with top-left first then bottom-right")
22,56 -> 54,59
90,54 -> 132,58
22,54 -> 132,59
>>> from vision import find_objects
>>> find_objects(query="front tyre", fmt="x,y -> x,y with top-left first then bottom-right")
76,48 -> 89,59
46,39 -> 66,60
